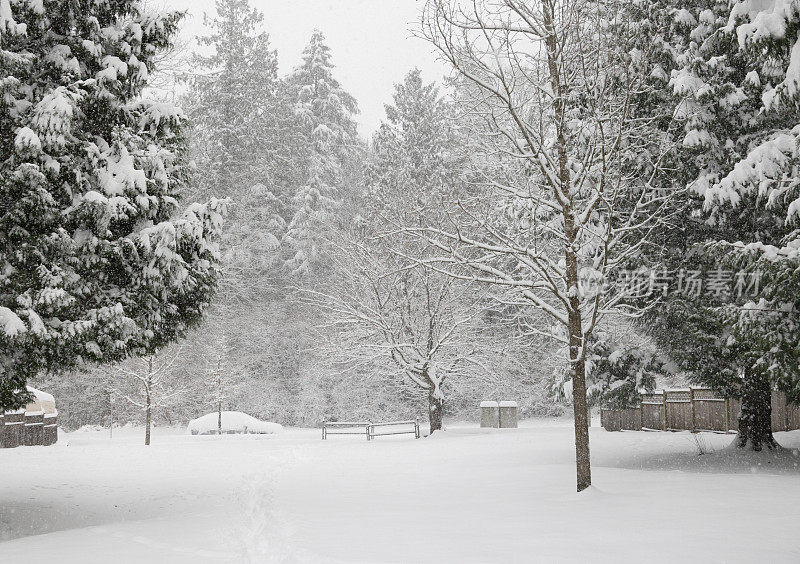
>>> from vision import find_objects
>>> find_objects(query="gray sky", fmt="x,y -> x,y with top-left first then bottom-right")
163,0 -> 448,137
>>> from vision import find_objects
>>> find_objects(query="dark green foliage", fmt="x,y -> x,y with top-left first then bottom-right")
587,341 -> 667,409
636,0 -> 800,448
0,1 -> 224,410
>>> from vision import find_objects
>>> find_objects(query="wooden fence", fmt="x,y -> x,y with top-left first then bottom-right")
0,387 -> 58,448
601,388 -> 800,433
0,411 -> 58,448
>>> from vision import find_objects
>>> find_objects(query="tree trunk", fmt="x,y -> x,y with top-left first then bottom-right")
736,368 -> 778,451
541,0 -> 591,492
108,388 -> 113,439
145,389 -> 151,446
563,187 -> 591,491
428,391 -> 444,434
216,359 -> 223,435
145,358 -> 152,446
568,308 -> 591,492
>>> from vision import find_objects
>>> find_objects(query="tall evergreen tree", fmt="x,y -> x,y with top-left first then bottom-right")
184,0 -> 299,303
369,69 -> 458,203
307,70 -> 523,433
180,0 -> 308,424
649,0 -> 800,450
283,30 -> 359,277
0,0 -> 225,410
186,0 -> 301,202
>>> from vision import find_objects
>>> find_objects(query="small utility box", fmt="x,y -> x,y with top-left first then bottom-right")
499,401 -> 518,428
480,401 -> 500,428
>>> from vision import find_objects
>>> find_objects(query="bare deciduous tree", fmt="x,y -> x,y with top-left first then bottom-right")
113,348 -> 187,445
421,0 -> 673,490
306,234 -> 510,433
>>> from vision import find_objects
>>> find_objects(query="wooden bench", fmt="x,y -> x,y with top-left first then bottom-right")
322,419 -> 420,440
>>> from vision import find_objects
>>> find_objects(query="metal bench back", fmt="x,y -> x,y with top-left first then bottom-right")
369,420 -> 420,439
322,419 -> 420,440
322,421 -> 370,440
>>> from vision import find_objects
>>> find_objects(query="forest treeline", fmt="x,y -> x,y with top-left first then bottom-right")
31,1 -> 563,431
3,1 -> 800,476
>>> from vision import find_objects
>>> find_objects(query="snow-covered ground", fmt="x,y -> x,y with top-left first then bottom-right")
1,419 -> 799,563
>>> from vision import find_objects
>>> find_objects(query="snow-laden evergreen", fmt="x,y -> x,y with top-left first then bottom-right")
186,0 -> 301,204
672,0 -> 800,227
0,1 -> 225,410
669,0 -> 800,449
282,30 -> 359,277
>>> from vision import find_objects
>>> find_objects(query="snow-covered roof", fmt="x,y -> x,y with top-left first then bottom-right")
27,386 -> 54,404
23,386 -> 57,415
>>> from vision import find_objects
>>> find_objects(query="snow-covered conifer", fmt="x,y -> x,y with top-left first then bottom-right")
186,0 -> 301,202
0,0 -> 225,410
283,30 -> 359,277
666,0 -> 800,450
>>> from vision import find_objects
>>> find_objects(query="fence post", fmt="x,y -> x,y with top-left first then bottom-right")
689,387 -> 696,433
724,398 -> 730,432
786,393 -> 791,432
662,390 -> 668,431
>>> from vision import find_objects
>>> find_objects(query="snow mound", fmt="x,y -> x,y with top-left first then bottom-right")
186,411 -> 283,436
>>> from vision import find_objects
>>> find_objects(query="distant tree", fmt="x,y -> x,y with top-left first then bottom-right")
179,0 -> 311,425
283,30 -> 360,277
194,314 -> 250,433
0,0 -> 225,411
310,233 -> 511,433
185,0 -> 302,202
368,68 -> 458,205
113,347 -> 186,445
183,0 -> 297,303
307,70 -> 509,433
